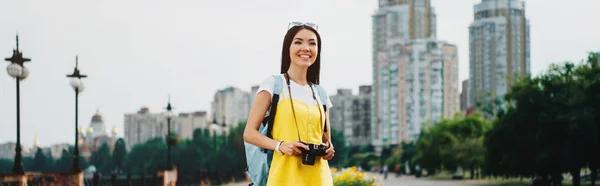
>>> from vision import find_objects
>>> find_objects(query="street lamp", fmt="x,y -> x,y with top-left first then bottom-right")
165,95 -> 175,170
5,35 -> 31,174
67,55 -> 87,172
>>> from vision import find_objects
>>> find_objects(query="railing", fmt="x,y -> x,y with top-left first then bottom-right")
1,170 -> 248,186
0,172 -> 83,186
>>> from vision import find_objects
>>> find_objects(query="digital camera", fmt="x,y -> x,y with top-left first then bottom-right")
300,142 -> 328,165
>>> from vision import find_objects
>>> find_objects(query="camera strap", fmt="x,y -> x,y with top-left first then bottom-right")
284,72 -> 328,144
284,73 -> 302,142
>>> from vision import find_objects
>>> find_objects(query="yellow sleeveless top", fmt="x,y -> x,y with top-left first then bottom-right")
266,89 -> 333,186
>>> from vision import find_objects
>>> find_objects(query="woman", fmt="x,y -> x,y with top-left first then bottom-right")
243,22 -> 335,186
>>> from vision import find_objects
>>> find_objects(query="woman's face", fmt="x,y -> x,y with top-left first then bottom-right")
289,29 -> 318,68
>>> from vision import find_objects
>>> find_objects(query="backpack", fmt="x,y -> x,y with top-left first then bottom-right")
244,74 -> 329,186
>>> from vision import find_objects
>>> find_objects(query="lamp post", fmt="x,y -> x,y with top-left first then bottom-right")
165,96 -> 174,170
5,35 -> 31,174
67,55 -> 87,172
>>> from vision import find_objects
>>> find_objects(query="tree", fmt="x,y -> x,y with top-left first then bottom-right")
54,148 -> 73,172
125,137 -> 166,175
400,142 -> 416,174
484,56 -> 600,186
29,148 -> 54,172
112,138 -> 127,174
328,127 -> 348,168
412,113 -> 490,178
0,159 -> 13,173
91,143 -> 113,174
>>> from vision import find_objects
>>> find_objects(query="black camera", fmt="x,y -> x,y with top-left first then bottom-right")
300,142 -> 328,165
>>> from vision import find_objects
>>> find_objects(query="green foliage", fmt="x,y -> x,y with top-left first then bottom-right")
328,127 -> 348,168
53,148 -> 73,172
484,52 -> 600,186
112,138 -> 127,173
345,152 -> 379,171
91,143 -> 112,174
30,148 -> 53,172
0,159 -> 14,173
412,114 -> 491,176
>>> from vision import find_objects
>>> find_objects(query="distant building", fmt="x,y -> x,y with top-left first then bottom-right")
469,0 -> 531,112
124,107 -> 208,150
330,85 -> 372,146
0,137 -> 70,160
460,79 -> 469,112
79,110 -> 118,160
211,86 -> 251,127
177,111 -> 209,139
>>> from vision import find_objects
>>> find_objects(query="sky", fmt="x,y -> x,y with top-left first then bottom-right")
0,0 -> 598,148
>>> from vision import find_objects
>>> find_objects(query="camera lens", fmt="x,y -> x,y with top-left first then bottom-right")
317,145 -> 327,156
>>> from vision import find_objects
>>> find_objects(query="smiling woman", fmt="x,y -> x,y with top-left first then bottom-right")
243,22 -> 335,186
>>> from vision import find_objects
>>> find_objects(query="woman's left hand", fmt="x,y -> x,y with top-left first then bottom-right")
322,143 -> 335,160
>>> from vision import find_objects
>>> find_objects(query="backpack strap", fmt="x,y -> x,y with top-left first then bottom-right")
262,74 -> 283,153
315,85 -> 329,132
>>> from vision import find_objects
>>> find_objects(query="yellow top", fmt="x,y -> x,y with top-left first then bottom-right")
267,90 -> 333,186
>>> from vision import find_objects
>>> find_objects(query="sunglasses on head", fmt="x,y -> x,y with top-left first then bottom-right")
288,22 -> 318,31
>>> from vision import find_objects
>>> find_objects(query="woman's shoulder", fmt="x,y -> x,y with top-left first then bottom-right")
313,83 -> 329,94
260,74 -> 284,81
256,74 -> 285,95
313,83 -> 333,109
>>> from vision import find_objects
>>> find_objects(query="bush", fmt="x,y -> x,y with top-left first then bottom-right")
332,166 -> 377,186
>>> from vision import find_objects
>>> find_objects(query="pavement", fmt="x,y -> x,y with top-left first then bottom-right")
225,173 -> 498,186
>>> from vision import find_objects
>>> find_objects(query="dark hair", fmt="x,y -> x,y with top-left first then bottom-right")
280,25 -> 322,85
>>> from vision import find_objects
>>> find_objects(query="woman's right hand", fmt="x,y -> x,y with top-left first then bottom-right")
279,141 -> 309,156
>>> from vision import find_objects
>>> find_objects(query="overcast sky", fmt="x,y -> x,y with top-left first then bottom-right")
0,0 -> 598,147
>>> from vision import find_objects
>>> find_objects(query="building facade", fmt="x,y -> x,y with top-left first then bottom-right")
468,0 -> 531,111
177,111 -> 209,140
373,0 -> 460,151
460,79 -> 469,112
211,87 -> 251,127
79,110 -> 118,160
383,39 -> 459,142
330,86 -> 373,146
124,107 -> 208,150
124,107 -> 171,150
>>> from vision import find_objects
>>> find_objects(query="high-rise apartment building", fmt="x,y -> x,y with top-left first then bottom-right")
469,0 -> 530,111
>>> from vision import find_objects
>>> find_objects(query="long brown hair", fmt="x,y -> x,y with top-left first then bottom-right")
280,25 -> 322,85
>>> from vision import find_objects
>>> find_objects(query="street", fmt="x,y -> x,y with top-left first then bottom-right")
225,174 -> 509,186
377,175 -> 489,186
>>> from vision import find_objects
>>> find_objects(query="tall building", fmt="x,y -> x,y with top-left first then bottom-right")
460,79 -> 469,112
469,0 -> 530,111
373,0 -> 461,152
374,0 -> 436,40
330,86 -> 373,146
211,86 -> 251,127
395,39 -> 459,141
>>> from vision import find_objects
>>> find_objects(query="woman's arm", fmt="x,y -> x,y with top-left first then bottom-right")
243,90 -> 308,156
322,110 -> 335,160
243,90 -> 280,150
322,110 -> 332,147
